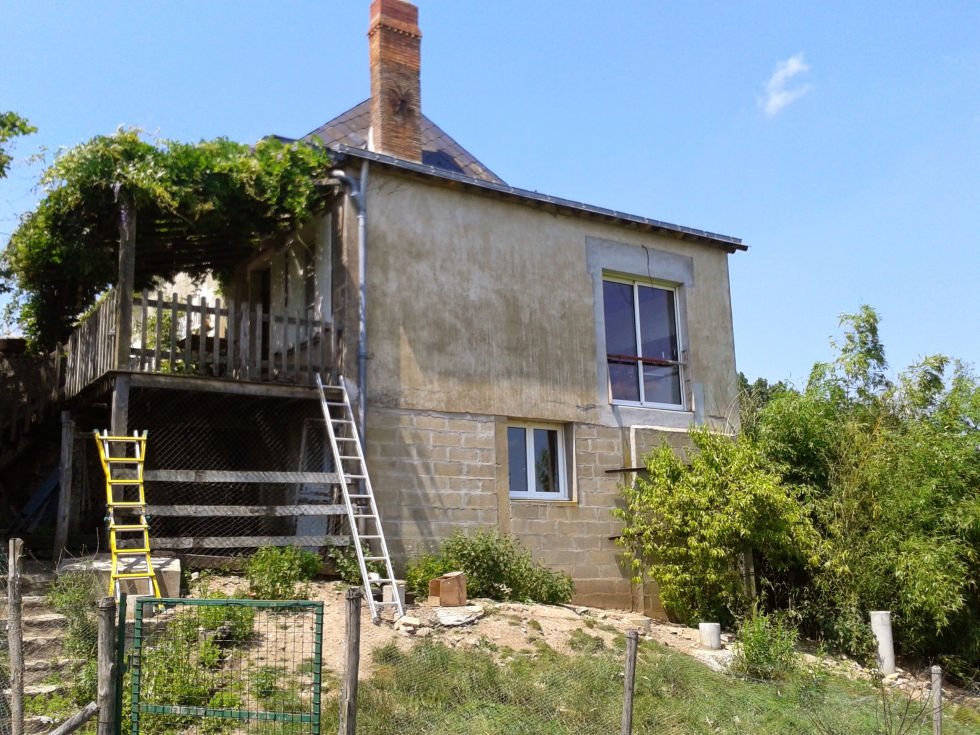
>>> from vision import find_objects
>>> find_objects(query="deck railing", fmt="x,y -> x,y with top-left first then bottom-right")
64,289 -> 332,399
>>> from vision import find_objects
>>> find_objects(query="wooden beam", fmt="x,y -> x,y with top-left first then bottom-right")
126,371 -> 325,399
144,470 -> 342,484
152,535 -> 348,549
145,504 -> 347,517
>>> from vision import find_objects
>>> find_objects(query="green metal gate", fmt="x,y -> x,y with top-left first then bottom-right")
128,597 -> 324,734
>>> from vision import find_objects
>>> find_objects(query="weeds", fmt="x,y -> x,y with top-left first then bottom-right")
244,545 -> 320,600
327,541 -> 384,584
45,570 -> 100,658
729,604 -> 799,681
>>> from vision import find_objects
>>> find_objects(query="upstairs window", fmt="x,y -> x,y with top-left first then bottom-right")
507,424 -> 568,500
602,277 -> 684,408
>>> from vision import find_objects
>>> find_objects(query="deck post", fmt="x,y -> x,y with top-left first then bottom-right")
112,186 -> 135,435
110,374 -> 130,435
53,410 -> 75,558
114,186 -> 135,371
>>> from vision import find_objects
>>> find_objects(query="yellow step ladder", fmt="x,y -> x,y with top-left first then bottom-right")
94,430 -> 160,600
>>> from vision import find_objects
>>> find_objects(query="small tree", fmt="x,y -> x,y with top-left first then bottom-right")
616,426 -> 817,626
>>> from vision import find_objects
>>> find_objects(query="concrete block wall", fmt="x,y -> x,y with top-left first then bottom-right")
365,407 -> 500,561
366,406 -> 671,616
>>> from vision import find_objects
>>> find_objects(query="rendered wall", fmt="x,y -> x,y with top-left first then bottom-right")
341,164 -> 740,614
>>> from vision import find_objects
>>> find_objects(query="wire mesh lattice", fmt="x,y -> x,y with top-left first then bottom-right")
122,387 -> 346,560
127,597 -> 324,735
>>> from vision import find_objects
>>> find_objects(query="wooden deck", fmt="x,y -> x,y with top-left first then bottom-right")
64,289 -> 333,399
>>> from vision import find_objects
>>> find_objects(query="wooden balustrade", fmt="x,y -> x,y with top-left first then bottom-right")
63,289 -> 332,398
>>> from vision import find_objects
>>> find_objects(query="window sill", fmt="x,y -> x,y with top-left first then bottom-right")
611,400 -> 687,411
508,497 -> 578,506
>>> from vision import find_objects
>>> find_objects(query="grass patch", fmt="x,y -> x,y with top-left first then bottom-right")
325,637 -> 979,735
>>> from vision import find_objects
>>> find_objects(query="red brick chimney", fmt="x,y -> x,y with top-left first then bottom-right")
368,0 -> 423,163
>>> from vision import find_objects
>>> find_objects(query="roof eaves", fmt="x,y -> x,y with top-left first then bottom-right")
328,144 -> 746,252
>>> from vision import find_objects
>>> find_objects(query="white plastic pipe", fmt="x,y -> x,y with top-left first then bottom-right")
699,622 -> 721,650
869,611 -> 896,674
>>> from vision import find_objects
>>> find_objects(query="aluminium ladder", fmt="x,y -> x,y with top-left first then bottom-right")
94,430 -> 161,601
316,374 -> 405,622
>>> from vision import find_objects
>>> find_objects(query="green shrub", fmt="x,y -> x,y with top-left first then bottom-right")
729,605 -> 799,681
404,552 -> 455,599
244,545 -> 320,600
404,529 -> 574,604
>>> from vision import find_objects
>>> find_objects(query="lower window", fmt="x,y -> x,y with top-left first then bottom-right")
507,423 -> 568,500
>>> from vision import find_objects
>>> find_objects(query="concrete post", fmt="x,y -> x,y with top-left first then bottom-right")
869,611 -> 896,675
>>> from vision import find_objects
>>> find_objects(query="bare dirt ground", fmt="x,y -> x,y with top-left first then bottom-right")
201,575 -> 979,711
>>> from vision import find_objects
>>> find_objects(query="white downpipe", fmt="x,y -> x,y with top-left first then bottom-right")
330,162 -> 369,447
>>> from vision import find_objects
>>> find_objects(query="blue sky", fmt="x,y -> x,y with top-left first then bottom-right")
2,1 -> 978,384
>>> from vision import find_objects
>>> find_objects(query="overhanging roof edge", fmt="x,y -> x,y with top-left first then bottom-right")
328,143 -> 747,252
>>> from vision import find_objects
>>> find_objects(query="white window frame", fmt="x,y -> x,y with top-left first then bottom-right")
603,274 -> 686,410
507,422 -> 569,501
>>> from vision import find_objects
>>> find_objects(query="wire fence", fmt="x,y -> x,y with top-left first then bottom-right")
124,597 -> 324,735
4,538 -> 980,735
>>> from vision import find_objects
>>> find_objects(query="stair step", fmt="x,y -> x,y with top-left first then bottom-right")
21,595 -> 49,610
22,612 -> 67,626
4,683 -> 63,698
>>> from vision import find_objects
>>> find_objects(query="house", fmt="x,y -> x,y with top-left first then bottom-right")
12,0 -> 745,615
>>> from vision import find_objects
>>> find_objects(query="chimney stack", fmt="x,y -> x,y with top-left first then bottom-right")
368,0 -> 423,163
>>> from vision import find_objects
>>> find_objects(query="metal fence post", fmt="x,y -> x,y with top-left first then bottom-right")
931,665 -> 942,735
7,538 -> 23,735
339,587 -> 362,735
621,628 -> 639,735
97,597 -> 117,735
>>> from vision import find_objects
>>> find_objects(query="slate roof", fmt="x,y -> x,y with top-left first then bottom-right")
304,99 -> 505,185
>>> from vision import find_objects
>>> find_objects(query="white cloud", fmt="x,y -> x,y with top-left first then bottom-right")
761,52 -> 812,117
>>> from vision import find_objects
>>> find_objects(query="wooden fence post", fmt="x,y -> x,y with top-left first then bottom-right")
8,537 -> 24,735
931,665 -> 942,735
96,597 -> 117,735
338,587 -> 362,735
621,628 -> 639,735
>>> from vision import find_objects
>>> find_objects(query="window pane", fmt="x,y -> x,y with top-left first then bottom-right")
507,427 -> 528,494
637,285 -> 678,362
532,428 -> 560,494
643,364 -> 682,405
602,281 -> 637,356
604,280 -> 640,401
608,359 -> 641,401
